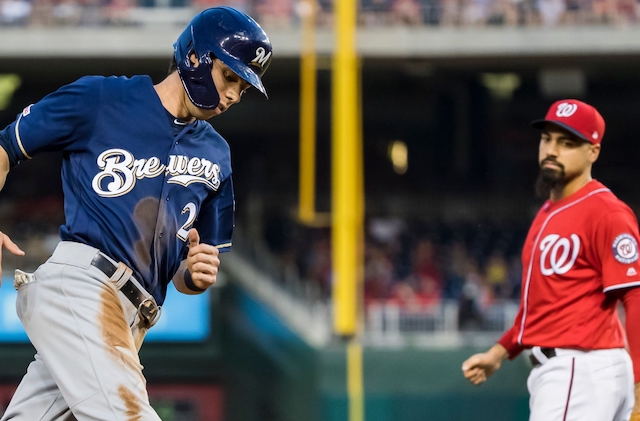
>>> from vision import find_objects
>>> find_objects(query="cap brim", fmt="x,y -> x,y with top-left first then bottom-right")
224,60 -> 268,99
531,119 -> 590,143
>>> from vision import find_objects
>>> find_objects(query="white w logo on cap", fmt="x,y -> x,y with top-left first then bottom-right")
556,103 -> 578,118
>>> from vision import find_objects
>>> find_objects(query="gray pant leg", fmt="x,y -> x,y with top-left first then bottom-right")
7,254 -> 161,421
0,354 -> 75,421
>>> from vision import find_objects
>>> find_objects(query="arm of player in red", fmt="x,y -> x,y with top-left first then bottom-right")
0,146 -> 25,284
621,287 -> 640,420
462,305 -> 525,385
173,228 -> 220,295
461,343 -> 510,385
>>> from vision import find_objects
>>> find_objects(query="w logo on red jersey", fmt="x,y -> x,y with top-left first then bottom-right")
539,234 -> 580,276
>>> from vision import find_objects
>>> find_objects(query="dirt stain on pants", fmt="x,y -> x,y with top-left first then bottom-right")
99,285 -> 146,420
118,385 -> 143,421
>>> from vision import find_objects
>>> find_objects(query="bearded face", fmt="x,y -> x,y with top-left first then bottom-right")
535,157 -> 566,199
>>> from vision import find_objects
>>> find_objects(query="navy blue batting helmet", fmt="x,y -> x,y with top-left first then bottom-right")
173,7 -> 273,109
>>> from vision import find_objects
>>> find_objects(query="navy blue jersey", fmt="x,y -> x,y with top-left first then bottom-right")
0,75 -> 234,305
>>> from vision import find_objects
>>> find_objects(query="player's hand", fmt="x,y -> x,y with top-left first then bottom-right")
462,344 -> 509,385
0,230 -> 24,283
186,228 -> 220,290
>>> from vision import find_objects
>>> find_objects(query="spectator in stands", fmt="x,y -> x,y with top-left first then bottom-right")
102,0 -> 132,25
485,249 -> 510,298
537,0 -> 565,26
458,257 -> 493,329
419,0 -> 440,23
192,0 -> 249,14
391,0 -> 423,24
439,0 -> 461,24
485,0 -> 519,24
442,240 -> 467,299
28,0 -> 53,26
507,254 -> 522,299
411,238 -> 444,300
0,0 -> 32,26
79,0 -> 103,26
255,0 -> 294,28
304,232 -> 332,297
360,0 -> 392,25
314,0 -> 333,26
364,243 -> 396,300
591,0 -> 615,23
51,0 -> 81,25
388,281 -> 439,312
615,0 -> 636,24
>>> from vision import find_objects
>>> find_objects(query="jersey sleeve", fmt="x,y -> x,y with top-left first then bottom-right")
498,306 -> 526,359
0,76 -> 101,167
194,175 -> 234,252
593,209 -> 640,292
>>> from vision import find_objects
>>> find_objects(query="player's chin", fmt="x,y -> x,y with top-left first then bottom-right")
197,108 -> 222,120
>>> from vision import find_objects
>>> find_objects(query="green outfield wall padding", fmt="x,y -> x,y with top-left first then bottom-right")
220,283 -> 532,421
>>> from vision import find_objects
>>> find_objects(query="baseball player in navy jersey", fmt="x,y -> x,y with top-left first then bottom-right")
0,7 -> 272,420
462,99 -> 640,421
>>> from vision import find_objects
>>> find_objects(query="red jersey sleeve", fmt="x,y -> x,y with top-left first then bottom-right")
620,287 -> 640,382
593,210 -> 640,292
498,307 -> 526,359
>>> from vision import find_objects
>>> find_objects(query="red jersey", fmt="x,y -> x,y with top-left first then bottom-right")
499,180 -> 640,357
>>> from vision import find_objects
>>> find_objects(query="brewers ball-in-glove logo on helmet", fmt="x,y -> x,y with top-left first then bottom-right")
173,6 -> 273,109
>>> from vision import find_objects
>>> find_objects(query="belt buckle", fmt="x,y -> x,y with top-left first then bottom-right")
138,297 -> 161,328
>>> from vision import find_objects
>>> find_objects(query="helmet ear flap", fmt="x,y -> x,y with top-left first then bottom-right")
176,59 -> 220,110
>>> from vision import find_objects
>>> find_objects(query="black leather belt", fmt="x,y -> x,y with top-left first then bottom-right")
529,347 -> 557,366
90,253 -> 159,327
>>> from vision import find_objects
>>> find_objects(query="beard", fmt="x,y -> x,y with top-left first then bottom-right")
535,160 -> 565,199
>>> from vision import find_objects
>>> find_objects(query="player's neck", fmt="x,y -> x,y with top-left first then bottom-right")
153,73 -> 196,123
550,172 -> 593,202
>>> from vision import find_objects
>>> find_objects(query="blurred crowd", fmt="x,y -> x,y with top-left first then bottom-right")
0,0 -> 639,28
262,212 -> 529,329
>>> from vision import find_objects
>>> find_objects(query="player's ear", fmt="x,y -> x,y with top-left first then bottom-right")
189,54 -> 198,67
588,143 -> 601,163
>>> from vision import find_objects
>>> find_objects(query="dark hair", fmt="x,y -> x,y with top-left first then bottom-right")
168,57 -> 178,75
169,53 -> 218,76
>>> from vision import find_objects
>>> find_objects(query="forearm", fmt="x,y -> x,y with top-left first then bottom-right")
0,145 -> 10,191
498,325 -> 525,359
622,287 -> 640,382
488,343 -> 510,362
621,287 -> 640,414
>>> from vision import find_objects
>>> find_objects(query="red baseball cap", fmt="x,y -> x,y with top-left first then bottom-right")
531,99 -> 606,144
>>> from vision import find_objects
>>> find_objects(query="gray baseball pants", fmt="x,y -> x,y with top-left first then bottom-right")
1,241 -> 162,421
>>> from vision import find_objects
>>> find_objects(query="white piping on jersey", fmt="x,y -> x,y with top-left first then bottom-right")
603,281 -> 640,293
517,187 -> 610,345
14,114 -> 32,160
215,242 -> 232,249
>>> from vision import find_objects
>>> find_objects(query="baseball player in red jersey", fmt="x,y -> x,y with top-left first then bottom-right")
462,99 -> 640,421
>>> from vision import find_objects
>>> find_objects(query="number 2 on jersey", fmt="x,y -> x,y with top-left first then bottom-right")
177,202 -> 197,241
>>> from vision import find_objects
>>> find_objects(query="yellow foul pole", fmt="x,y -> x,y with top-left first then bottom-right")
332,0 -> 364,420
332,0 -> 359,339
298,0 -> 317,224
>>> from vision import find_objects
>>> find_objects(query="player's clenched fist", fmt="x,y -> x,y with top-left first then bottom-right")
0,230 -> 24,284
186,228 -> 220,291
462,344 -> 509,385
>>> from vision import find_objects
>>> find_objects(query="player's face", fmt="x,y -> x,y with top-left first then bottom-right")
185,57 -> 251,120
538,124 -> 600,183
